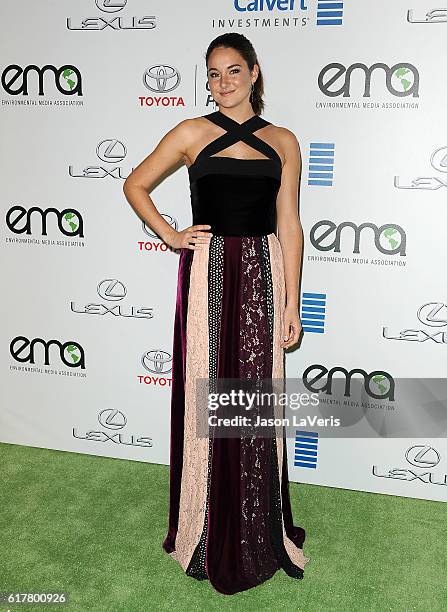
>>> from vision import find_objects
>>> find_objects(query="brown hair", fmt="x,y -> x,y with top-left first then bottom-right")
205,33 -> 265,116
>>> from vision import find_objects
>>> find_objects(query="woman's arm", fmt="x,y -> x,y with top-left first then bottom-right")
275,128 -> 304,348
123,119 -> 211,250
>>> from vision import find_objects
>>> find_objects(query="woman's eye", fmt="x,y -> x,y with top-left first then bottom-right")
209,69 -> 240,78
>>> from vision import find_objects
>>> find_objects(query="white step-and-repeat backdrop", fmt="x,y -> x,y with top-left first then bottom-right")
2,1 -> 445,502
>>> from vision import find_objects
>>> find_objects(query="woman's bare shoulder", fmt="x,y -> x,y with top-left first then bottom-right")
167,115 -> 213,153
167,115 -> 219,166
263,120 -> 301,165
268,122 -> 299,146
171,115 -> 211,138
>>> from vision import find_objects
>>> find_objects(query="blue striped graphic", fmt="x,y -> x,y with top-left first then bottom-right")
301,292 -> 326,333
317,0 -> 344,25
308,143 -> 335,186
294,430 -> 319,468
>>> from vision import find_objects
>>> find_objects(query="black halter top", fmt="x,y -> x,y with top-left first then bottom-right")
188,110 -> 282,237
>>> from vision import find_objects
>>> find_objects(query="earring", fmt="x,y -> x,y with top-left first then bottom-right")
250,83 -> 254,101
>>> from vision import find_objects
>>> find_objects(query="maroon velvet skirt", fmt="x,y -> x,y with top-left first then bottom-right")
162,233 -> 309,595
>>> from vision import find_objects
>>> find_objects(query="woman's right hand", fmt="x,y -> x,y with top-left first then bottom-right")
168,224 -> 213,250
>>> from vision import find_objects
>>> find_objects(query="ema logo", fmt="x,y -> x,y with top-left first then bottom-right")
294,430 -> 319,468
310,220 -> 406,256
307,143 -> 335,186
301,292 -> 327,333
316,1 -> 344,26
6,205 -> 84,238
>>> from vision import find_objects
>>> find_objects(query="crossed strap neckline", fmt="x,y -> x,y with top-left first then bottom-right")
191,109 -> 282,168
212,109 -> 259,128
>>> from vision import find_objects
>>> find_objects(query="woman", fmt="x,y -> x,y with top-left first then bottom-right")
123,32 -> 309,595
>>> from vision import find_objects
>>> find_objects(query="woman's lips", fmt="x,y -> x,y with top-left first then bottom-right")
220,91 -> 234,96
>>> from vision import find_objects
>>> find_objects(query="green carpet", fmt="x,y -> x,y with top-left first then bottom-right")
0,442 -> 445,611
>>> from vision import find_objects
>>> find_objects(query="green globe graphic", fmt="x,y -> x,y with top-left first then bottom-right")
65,344 -> 81,364
371,375 -> 390,397
61,68 -> 77,91
392,67 -> 413,92
380,226 -> 401,250
63,212 -> 79,233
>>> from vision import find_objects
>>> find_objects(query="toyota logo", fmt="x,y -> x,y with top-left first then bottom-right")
142,350 -> 172,374
143,65 -> 180,93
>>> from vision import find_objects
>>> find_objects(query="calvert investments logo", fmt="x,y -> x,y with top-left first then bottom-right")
212,0 -> 310,30
231,0 -> 344,27
73,409 -> 153,448
372,444 -> 446,487
1,64 -> 82,97
383,302 -> 447,344
294,430 -> 319,468
394,146 -> 447,190
307,142 -> 335,186
66,0 -> 157,31
140,349 -> 173,387
301,292 -> 327,333
233,0 -> 303,12
69,139 -> 134,179
70,279 -> 154,320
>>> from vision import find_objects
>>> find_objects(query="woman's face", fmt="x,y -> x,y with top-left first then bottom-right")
207,46 -> 258,109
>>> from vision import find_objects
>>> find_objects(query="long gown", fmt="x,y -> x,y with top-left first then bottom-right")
162,109 -> 310,595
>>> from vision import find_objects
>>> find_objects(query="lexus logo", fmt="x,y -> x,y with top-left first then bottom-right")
430,146 -> 447,172
68,138 -> 132,179
143,65 -> 180,93
97,279 -> 127,301
71,279 -> 153,319
96,139 -> 127,163
66,0 -> 156,31
405,445 -> 441,468
96,0 -> 127,12
417,303 -> 447,327
98,409 -> 127,430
